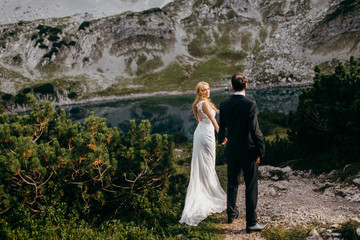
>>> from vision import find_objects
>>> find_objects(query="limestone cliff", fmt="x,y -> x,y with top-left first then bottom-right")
0,0 -> 359,107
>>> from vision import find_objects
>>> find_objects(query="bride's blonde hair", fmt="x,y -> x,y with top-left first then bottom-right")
192,81 -> 219,120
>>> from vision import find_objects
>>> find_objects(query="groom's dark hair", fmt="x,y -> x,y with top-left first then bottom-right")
231,73 -> 247,91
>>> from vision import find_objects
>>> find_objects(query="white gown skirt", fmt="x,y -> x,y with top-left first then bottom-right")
179,121 -> 226,226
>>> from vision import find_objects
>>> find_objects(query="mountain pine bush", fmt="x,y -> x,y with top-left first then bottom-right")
0,94 -> 174,220
288,56 -> 360,172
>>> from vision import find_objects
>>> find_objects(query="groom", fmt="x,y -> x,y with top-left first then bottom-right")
218,73 -> 267,233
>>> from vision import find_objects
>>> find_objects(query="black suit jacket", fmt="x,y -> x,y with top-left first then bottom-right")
218,94 -> 265,161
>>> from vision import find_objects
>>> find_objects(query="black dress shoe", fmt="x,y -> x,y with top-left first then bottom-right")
246,222 -> 268,233
227,210 -> 239,223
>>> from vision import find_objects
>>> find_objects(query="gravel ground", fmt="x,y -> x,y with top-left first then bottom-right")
219,167 -> 360,239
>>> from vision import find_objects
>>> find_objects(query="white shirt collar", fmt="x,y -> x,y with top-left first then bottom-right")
234,91 -> 245,96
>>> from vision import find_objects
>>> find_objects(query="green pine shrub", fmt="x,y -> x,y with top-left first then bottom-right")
336,219 -> 360,240
0,94 -> 181,238
33,83 -> 54,95
38,44 -> 48,49
262,136 -> 298,167
141,8 -> 164,15
78,22 -> 90,31
67,92 -> 77,99
14,93 -> 27,105
288,56 -> 360,173
1,94 -> 13,101
22,88 -> 32,94
48,35 -> 60,42
34,38 -> 44,47
12,54 -> 22,64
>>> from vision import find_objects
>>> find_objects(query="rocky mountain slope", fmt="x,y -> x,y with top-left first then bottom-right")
0,0 -> 359,108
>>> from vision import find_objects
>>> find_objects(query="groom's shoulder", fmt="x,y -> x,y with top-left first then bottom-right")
243,96 -> 255,104
220,97 -> 233,106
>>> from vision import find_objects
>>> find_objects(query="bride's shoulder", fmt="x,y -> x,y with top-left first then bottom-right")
197,100 -> 205,107
200,100 -> 212,112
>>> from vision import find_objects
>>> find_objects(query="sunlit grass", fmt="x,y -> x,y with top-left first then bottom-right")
122,56 -> 245,95
166,214 -> 224,240
261,224 -> 311,240
264,126 -> 289,142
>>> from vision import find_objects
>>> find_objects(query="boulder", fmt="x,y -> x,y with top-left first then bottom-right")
306,229 -> 323,240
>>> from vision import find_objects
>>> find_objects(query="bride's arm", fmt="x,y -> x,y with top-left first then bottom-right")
202,101 -> 219,132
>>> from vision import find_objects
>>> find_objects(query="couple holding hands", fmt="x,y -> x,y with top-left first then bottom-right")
179,73 -> 268,234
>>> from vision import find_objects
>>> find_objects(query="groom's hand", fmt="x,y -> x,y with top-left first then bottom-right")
256,156 -> 260,164
222,137 -> 228,145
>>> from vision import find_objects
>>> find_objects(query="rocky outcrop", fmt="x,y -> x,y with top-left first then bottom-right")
307,0 -> 360,46
305,0 -> 360,62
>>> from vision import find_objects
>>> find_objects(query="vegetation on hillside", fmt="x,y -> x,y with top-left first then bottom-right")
0,56 -> 359,239
0,95 -> 210,239
290,56 -> 359,172
262,56 -> 360,176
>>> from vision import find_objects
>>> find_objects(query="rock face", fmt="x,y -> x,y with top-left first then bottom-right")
0,0 -> 359,104
0,9 -> 175,96
306,0 -> 360,62
308,0 -> 360,46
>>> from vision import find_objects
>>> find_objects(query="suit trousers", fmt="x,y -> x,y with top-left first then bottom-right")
226,156 -> 258,226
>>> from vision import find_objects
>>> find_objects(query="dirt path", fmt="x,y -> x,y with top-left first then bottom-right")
219,166 -> 360,240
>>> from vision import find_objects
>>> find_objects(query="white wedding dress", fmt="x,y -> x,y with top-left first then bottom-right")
179,100 -> 226,226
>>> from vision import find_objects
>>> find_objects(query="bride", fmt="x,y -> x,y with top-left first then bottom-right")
179,81 -> 226,226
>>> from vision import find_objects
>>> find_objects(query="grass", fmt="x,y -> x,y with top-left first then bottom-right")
262,224 -> 311,240
217,50 -> 247,63
336,219 -> 360,240
187,28 -> 215,57
264,126 -> 289,142
188,57 -> 244,88
241,32 -> 252,52
259,27 -> 268,42
110,35 -> 173,56
335,161 -> 360,184
0,65 -> 32,91
262,220 -> 360,240
38,62 -> 60,78
120,55 -> 243,94
138,62 -> 187,91
166,213 -> 224,240
136,56 -> 164,76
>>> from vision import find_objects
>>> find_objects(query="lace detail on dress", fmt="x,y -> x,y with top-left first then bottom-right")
196,100 -> 215,124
